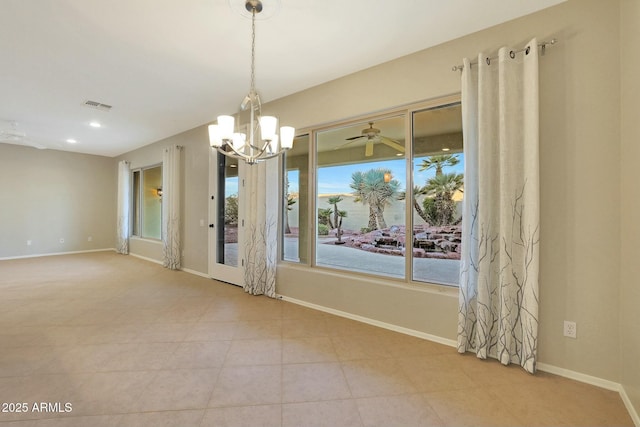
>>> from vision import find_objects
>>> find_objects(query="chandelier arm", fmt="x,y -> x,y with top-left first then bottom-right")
218,137 -> 269,161
215,145 -> 285,164
248,142 -> 267,152
248,137 -> 274,155
215,149 -> 253,164
216,145 -> 261,164
218,143 -> 247,159
255,151 -> 288,161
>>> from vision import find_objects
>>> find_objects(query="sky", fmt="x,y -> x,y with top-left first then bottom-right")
225,176 -> 239,197
227,154 -> 464,198
290,155 -> 464,196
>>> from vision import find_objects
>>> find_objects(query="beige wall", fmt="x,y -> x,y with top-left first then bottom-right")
620,0 -> 640,414
0,144 -> 116,258
115,126 -> 211,273
111,0 -> 636,414
271,0 -> 627,385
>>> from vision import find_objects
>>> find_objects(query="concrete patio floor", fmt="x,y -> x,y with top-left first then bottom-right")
285,237 -> 460,286
222,237 -> 460,286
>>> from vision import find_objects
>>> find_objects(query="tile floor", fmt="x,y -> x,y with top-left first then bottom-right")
0,252 -> 634,426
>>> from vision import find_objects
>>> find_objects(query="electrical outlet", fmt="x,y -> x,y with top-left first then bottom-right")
87,236 -> 93,242
27,240 -> 32,246
59,238 -> 65,244
563,321 -> 577,339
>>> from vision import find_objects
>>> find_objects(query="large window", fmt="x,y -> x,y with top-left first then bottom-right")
316,115 -> 406,278
411,104 -> 463,285
132,165 -> 162,240
282,100 -> 463,286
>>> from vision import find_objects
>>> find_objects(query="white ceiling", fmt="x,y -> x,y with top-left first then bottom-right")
0,0 -> 564,157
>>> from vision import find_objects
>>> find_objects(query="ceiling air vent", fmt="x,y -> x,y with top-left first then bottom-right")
83,100 -> 112,111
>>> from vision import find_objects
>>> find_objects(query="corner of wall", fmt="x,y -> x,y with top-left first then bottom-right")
619,0 -> 640,422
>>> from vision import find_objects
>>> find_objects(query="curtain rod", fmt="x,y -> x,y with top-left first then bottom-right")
451,38 -> 557,72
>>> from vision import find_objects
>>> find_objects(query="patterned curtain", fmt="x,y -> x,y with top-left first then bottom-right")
162,145 -> 183,270
458,38 -> 540,374
116,160 -> 130,254
242,159 -> 277,297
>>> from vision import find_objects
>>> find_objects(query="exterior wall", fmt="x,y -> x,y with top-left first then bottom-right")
0,144 -> 116,258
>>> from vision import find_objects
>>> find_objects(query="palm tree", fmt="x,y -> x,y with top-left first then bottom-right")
419,154 -> 460,177
398,185 -> 429,223
283,174 -> 295,234
318,208 -> 332,227
284,194 -> 296,234
350,168 -> 400,230
327,196 -> 343,231
423,172 -> 464,226
350,171 -> 376,230
326,196 -> 347,242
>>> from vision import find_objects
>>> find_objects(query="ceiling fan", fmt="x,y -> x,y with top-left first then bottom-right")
338,122 -> 405,157
0,121 -> 46,150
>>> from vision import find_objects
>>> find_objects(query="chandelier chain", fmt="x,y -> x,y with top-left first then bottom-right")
250,7 -> 256,96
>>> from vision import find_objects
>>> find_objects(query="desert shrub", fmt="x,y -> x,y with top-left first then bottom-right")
317,208 -> 332,227
225,195 -> 238,225
317,224 -> 329,235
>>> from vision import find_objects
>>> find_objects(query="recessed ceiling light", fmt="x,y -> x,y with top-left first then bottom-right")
66,139 -> 77,144
441,147 -> 450,152
89,121 -> 101,128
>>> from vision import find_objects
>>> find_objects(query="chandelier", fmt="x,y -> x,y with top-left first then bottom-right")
208,0 -> 295,164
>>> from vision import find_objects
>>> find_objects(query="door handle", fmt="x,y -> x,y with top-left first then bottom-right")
209,224 -> 215,228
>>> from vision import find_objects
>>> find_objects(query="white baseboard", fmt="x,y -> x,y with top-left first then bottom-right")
0,248 -> 115,261
278,294 -> 638,426
536,363 -> 620,392
181,267 -> 210,278
128,253 -> 211,279
531,368 -> 636,426
128,253 -> 163,265
620,386 -> 640,427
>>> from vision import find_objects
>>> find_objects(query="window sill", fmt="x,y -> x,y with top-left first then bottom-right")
130,236 -> 162,244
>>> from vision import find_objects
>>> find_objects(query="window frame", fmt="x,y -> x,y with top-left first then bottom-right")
131,163 -> 163,241
280,94 -> 462,288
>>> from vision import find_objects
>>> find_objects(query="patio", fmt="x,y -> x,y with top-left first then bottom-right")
285,237 -> 460,285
